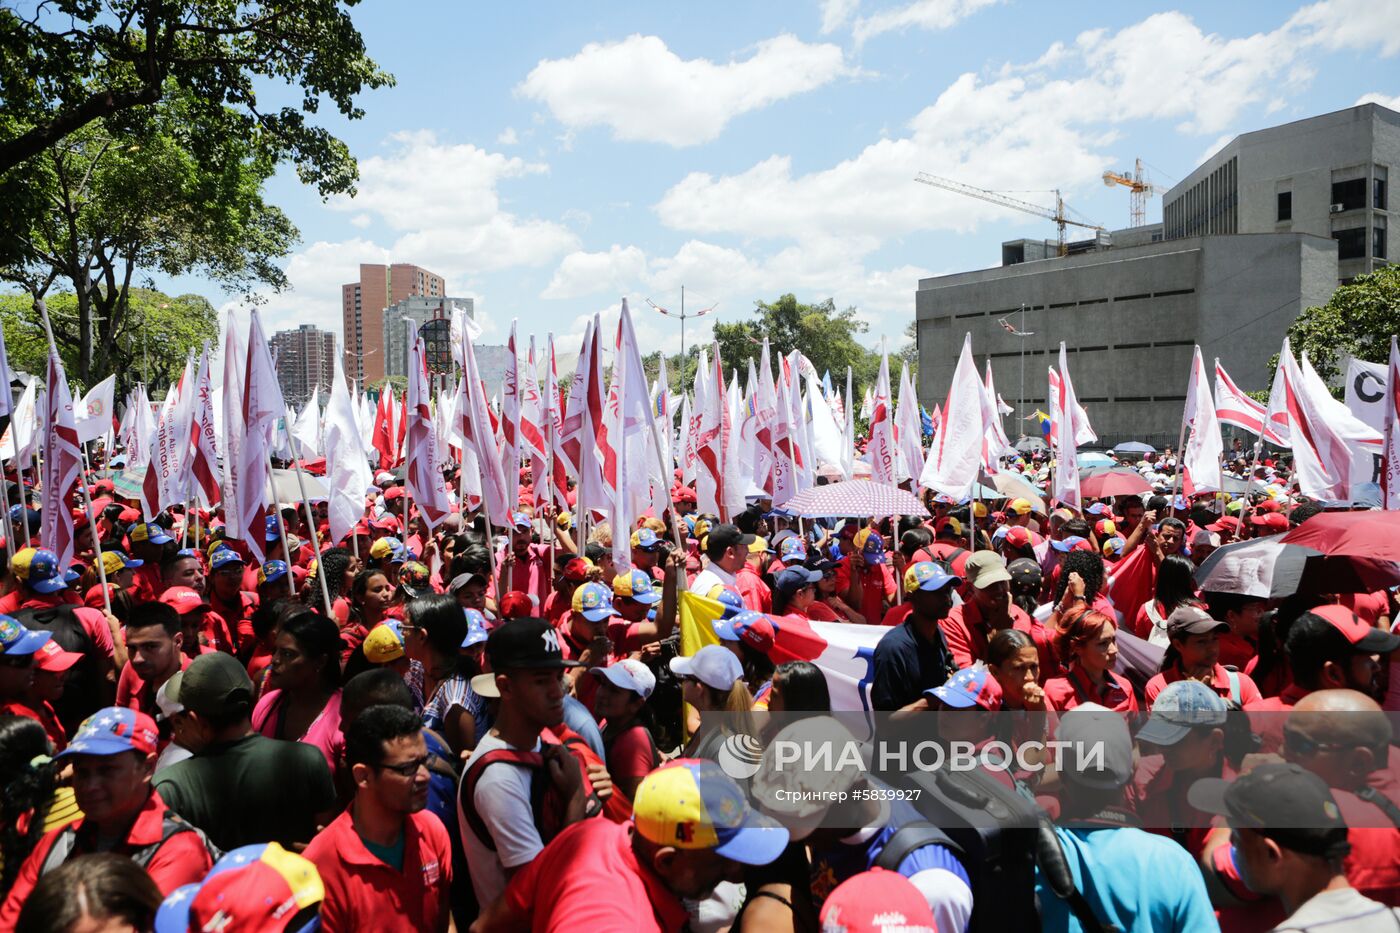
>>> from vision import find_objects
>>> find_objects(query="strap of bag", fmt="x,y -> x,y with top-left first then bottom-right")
1225,669 -> 1241,705
461,748 -> 545,853
873,821 -> 961,872
1356,786 -> 1400,830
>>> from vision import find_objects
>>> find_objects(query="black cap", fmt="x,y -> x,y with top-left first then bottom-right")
485,617 -> 583,672
706,523 -> 756,558
1188,763 -> 1351,859
1007,557 -> 1042,589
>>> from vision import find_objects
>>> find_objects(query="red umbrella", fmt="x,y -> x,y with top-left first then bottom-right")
1078,467 -> 1151,499
1280,511 -> 1400,563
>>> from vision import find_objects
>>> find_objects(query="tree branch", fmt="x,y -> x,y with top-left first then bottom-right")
0,85 -> 162,175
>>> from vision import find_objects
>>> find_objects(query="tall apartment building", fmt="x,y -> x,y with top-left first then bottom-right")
341,263 -> 445,385
270,324 -> 336,407
383,296 -> 475,378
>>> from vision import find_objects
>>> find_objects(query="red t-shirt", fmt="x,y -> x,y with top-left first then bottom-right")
1043,666 -> 1139,713
502,817 -> 688,933
736,565 -> 772,613
604,724 -> 657,795
116,655 -> 193,719
1144,664 -> 1262,709
304,807 -> 453,933
834,560 -> 896,626
807,600 -> 841,622
0,699 -> 64,750
880,602 -> 914,627
1245,683 -> 1311,754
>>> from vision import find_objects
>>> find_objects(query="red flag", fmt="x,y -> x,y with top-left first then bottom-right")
188,347 -> 221,507
41,342 -> 82,570
545,333 -> 571,509
696,345 -> 727,517
371,385 -> 398,472
501,321 -> 521,507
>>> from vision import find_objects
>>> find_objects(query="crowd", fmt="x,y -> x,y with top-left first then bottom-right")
0,439 -> 1396,933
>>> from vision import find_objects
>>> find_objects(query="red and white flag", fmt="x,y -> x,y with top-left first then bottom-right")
73,376 -> 115,445
1383,337 -> 1400,509
1050,342 -> 1082,509
40,339 -> 82,570
237,311 -> 283,564
405,324 -> 452,530
544,333 -> 571,509
141,356 -> 195,520
919,333 -> 987,500
1182,346 -> 1223,494
220,315 -> 246,536
606,300 -> 662,570
695,345 -> 728,517
371,384 -> 400,472
867,352 -> 897,485
187,348 -> 221,507
519,336 -> 550,504
750,342 -> 778,495
500,321 -> 521,508
1266,338 -> 1336,499
457,315 -> 512,528
1046,366 -> 1097,448
1213,360 -> 1280,443
982,360 -> 1013,469
323,345 -> 374,544
561,316 -> 607,519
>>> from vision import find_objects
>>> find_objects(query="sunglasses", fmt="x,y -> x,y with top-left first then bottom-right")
376,755 -> 430,778
1283,730 -> 1359,758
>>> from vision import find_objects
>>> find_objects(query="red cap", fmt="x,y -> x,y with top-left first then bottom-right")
500,591 -> 533,619
1004,526 -> 1034,549
672,486 -> 697,505
1255,499 -> 1282,513
383,487 -> 405,501
1249,512 -> 1289,531
1207,516 -> 1241,533
818,869 -> 937,933
118,507 -> 141,523
562,557 -> 593,583
159,586 -> 208,616
1309,604 -> 1400,653
35,639 -> 82,672
371,514 -> 401,531
85,583 -> 117,610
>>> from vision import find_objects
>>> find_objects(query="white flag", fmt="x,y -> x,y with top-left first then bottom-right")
324,346 -> 373,544
1050,342 -> 1082,509
74,375 -> 116,444
1182,346 -> 1223,494
1383,337 -> 1400,509
290,387 -> 321,458
919,333 -> 987,500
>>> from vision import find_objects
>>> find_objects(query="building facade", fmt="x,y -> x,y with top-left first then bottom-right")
341,263 -> 445,385
383,296 -> 474,379
270,324 -> 336,407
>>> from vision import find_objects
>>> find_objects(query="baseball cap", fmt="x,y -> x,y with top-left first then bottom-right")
777,537 -> 807,563
573,581 -> 620,621
853,528 -> 885,563
935,517 -> 963,539
510,511 -> 532,531
383,486 -> 405,501
362,621 -> 407,664
1003,526 -> 1037,550
258,560 -> 290,586
166,651 -> 256,718
370,514 -> 401,532
263,515 -> 283,543
368,537 -> 402,561
630,528 -> 664,551
397,561 -> 431,599
1188,762 -> 1351,859
925,665 -> 1003,711
1207,516 -> 1241,533
707,585 -> 746,619
713,610 -> 778,653
613,569 -> 662,605
1136,679 -> 1229,747
902,561 -> 961,594
1256,498 -> 1283,513
1102,537 -> 1126,558
1094,519 -> 1117,538
633,759 -> 788,865
130,522 -> 174,545
1250,512 -> 1289,532
462,609 -> 490,649
58,707 -> 158,759
707,523 -> 756,555
819,870 -> 938,933
155,842 -> 324,933
747,536 -> 769,556
1051,535 -> 1093,553
1305,604 -> 1400,654
590,657 -> 656,699
1165,605 -> 1228,639
209,547 -> 245,572
774,566 -> 822,597
1191,529 -> 1222,549
963,551 -> 1011,590
1053,703 -> 1134,790
1007,498 -> 1034,516
1007,557 -> 1042,590
448,571 -> 487,593
100,550 -> 143,577
34,638 -> 82,672
499,590 -> 534,619
0,615 -> 51,657
560,556 -> 594,583
374,471 -> 396,485
159,586 -> 208,617
485,617 -> 582,672
670,644 -> 744,691
8,504 -> 39,526
12,548 -> 67,593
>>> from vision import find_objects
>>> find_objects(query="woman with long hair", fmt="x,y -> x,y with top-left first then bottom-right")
0,717 -> 79,898
311,547 -> 359,626
988,629 -> 1045,713
671,644 -> 755,760
1133,554 -> 1198,646
765,660 -> 831,714
1043,578 -> 1139,713
404,594 -> 485,755
251,612 -> 343,769
15,853 -> 161,933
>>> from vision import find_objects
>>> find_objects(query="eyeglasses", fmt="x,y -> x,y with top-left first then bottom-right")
376,755 -> 429,777
1283,730 -> 1359,757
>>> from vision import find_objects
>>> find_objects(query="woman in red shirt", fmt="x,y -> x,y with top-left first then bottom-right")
1043,589 -> 1139,713
589,659 -> 659,804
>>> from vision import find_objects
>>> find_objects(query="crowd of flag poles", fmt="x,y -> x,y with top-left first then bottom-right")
4,292 -> 1400,612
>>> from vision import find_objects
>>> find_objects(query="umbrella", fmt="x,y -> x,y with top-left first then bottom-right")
782,480 -> 928,519
1111,441 -> 1156,454
1078,452 -> 1115,468
268,469 -> 329,504
1193,536 -> 1400,599
1280,510 -> 1400,562
1014,436 -> 1047,453
988,472 -> 1046,512
1078,467 -> 1151,499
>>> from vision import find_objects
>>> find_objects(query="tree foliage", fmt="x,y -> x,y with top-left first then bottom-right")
0,288 -> 216,393
0,0 -> 393,187
1283,265 -> 1400,389
711,294 -> 882,394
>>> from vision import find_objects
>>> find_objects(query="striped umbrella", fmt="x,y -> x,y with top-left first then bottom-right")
782,480 -> 928,519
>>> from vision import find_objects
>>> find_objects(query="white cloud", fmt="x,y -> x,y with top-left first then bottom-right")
1197,133 -> 1235,166
349,213 -> 372,229
543,244 -> 649,300
259,238 -> 390,335
1288,0 -> 1400,56
517,34 -> 854,146
1357,91 -> 1400,111
496,127 -> 519,145
820,0 -> 860,34
853,0 -> 999,45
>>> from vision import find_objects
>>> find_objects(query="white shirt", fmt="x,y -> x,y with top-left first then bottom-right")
458,732 -> 544,908
691,562 -> 737,599
1271,887 -> 1400,932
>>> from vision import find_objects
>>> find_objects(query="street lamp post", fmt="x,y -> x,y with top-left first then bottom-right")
646,287 -> 717,390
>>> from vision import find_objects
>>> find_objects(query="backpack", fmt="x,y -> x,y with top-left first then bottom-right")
13,605 -> 100,734
39,807 -> 222,877
459,725 -> 626,853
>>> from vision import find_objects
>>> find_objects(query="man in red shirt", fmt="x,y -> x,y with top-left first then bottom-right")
836,529 -> 896,625
160,549 -> 206,597
542,556 -> 592,625
499,511 -> 551,609
126,521 -> 174,601
736,538 -> 773,613
207,547 -> 258,659
940,551 -> 1054,674
0,707 -> 213,925
475,759 -> 788,932
160,586 -> 235,657
117,602 -> 191,720
306,704 -> 453,932
630,528 -> 666,581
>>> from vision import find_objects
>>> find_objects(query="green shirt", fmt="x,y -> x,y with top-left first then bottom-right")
153,732 -> 334,852
360,828 -> 405,871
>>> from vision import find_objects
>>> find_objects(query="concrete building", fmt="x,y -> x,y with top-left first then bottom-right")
1162,103 -> 1396,282
341,263 -> 445,385
382,296 -> 475,379
915,103 -> 1396,448
270,324 -> 336,407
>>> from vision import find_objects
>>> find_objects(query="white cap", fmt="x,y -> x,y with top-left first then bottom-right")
590,658 -> 657,699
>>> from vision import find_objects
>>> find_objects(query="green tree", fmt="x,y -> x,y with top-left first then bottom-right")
0,288 -> 216,393
711,294 -> 881,395
1283,265 -> 1400,388
0,0 -> 392,186
0,92 -> 296,387
899,319 -> 918,378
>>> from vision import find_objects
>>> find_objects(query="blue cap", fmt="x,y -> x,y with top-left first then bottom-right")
774,566 -> 822,596
264,515 -> 283,543
902,561 -> 961,594
669,644 -> 744,692
129,522 -> 174,545
777,537 -> 807,562
572,581 -> 618,622
462,609 -> 489,649
631,528 -> 663,550
58,707 -> 159,758
0,615 -> 51,657
258,560 -> 289,585
8,505 -> 39,525
19,548 -> 67,594
510,511 -> 532,531
1051,535 -> 1090,553
210,547 -> 245,571
925,666 -> 1002,710
1136,679 -> 1228,747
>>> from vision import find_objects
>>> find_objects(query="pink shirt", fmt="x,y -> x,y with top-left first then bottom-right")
251,688 -> 343,771
497,543 -> 551,609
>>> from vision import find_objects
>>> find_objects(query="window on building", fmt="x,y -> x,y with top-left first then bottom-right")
1277,191 -> 1292,221
1335,227 -> 1367,260
1332,178 -> 1367,212
1375,226 -> 1387,260
1376,178 -> 1388,211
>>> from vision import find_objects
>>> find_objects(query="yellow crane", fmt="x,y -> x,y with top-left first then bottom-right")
1101,158 -> 1162,227
914,172 -> 1103,257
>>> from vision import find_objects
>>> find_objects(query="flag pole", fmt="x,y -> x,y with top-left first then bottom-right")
285,404 -> 333,616
0,458 -> 12,552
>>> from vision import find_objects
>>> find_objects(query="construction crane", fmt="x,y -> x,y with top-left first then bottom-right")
1101,158 -> 1163,227
914,172 -> 1104,256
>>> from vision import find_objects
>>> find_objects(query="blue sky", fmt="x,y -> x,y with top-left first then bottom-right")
165,0 -> 1399,358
